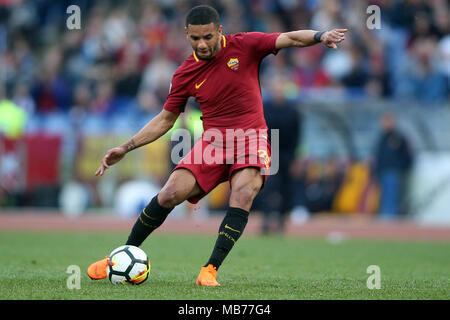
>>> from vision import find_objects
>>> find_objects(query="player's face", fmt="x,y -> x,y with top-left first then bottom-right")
185,23 -> 223,60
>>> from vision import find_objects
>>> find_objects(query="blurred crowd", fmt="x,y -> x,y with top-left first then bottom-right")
0,0 -> 448,123
1,0 -> 449,221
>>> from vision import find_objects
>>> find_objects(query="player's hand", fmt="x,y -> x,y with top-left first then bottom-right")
321,29 -> 347,50
95,146 -> 127,176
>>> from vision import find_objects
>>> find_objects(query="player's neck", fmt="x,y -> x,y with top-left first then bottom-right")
211,35 -> 224,58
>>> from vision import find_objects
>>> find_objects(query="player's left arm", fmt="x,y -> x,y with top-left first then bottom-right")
275,29 -> 348,50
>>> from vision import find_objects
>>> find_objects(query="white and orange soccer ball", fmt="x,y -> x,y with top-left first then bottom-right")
106,245 -> 150,285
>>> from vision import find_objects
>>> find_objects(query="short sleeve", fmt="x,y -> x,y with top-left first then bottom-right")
163,71 -> 189,114
243,32 -> 281,58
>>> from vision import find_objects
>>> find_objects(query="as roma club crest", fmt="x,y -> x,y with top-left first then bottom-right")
227,58 -> 239,71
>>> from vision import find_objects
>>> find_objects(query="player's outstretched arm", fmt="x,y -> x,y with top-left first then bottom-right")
95,109 -> 179,176
275,29 -> 347,50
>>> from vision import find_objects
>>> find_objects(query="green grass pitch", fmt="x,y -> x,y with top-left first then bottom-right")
0,230 -> 448,300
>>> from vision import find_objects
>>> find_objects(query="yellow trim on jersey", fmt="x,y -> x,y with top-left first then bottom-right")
193,51 -> 199,62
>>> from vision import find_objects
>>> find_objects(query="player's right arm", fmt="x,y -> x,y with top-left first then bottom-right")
275,29 -> 347,50
95,109 -> 179,176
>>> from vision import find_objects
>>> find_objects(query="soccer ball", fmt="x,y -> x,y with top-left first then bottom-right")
106,245 -> 150,285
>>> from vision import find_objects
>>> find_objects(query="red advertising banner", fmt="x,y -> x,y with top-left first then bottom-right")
0,134 -> 61,192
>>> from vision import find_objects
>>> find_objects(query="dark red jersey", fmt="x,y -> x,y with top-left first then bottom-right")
163,32 -> 281,133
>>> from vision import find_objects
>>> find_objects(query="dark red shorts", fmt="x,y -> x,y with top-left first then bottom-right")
173,130 -> 271,204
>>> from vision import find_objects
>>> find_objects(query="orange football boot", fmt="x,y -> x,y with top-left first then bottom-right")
87,256 -> 109,280
196,264 -> 221,287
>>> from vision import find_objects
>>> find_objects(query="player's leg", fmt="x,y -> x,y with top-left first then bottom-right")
197,167 -> 263,286
125,168 -> 203,246
228,166 -> 264,210
88,168 -> 202,280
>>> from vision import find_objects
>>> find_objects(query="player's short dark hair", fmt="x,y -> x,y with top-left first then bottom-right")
185,5 -> 220,28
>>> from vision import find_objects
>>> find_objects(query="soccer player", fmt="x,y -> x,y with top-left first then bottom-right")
88,5 -> 347,286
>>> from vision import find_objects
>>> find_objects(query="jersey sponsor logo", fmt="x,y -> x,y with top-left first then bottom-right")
195,79 -> 206,89
227,58 -> 239,71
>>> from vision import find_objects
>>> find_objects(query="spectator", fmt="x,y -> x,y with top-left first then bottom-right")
90,80 -> 114,115
291,45 -> 331,89
12,82 -> 35,115
139,55 -> 177,105
404,37 -> 448,103
113,42 -> 143,99
258,79 -> 301,235
32,46 -> 71,112
373,113 -> 414,220
70,81 -> 91,117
